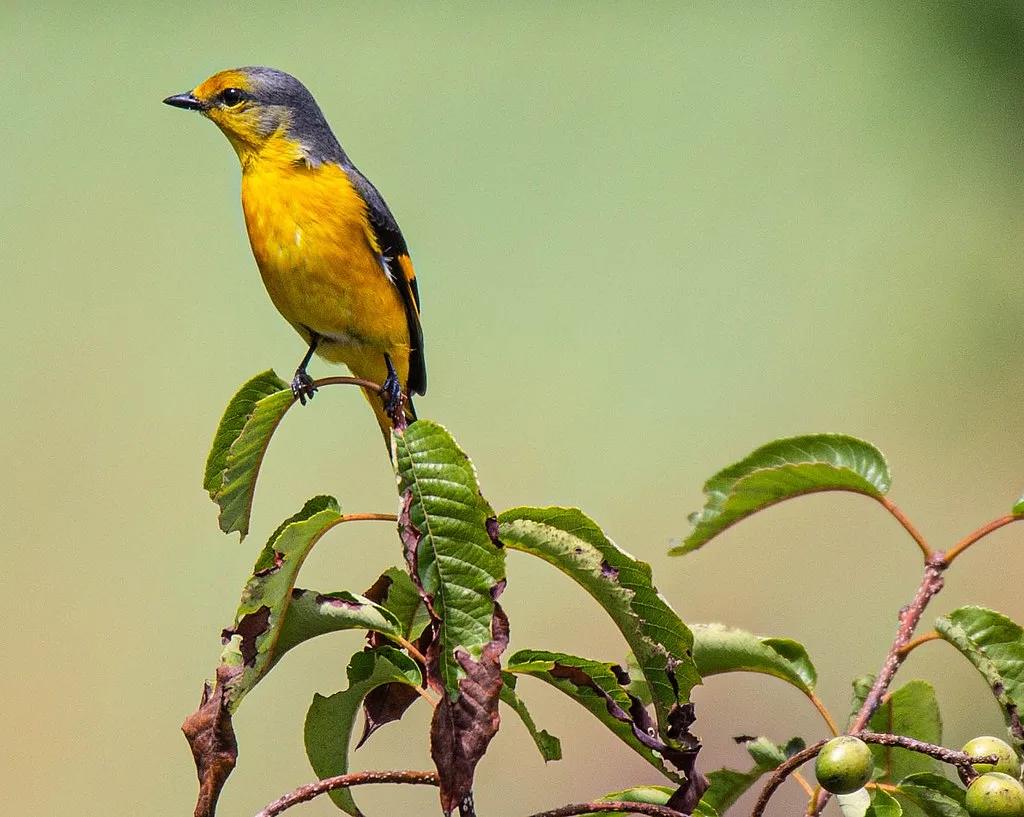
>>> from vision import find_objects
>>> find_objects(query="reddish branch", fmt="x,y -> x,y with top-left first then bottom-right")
253,770 -> 438,817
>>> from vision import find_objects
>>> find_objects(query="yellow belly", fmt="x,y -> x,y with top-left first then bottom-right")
240,160 -> 410,387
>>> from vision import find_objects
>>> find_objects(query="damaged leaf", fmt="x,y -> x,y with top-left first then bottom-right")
364,566 -> 430,642
500,671 -> 562,762
217,496 -> 342,710
507,649 -> 690,783
691,623 -> 817,694
304,647 -> 423,816
394,420 -> 506,699
498,506 -> 700,739
673,434 -> 890,555
203,370 -> 293,539
431,607 -> 509,814
935,606 -> 1024,749
182,670 -> 238,817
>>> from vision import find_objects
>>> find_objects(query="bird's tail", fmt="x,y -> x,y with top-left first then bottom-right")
362,387 -> 417,450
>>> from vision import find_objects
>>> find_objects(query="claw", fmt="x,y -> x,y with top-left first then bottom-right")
291,369 -> 316,405
381,353 -> 405,428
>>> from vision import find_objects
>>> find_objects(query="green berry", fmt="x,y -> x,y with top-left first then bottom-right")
815,736 -> 874,795
963,737 -> 1022,778
965,772 -> 1024,817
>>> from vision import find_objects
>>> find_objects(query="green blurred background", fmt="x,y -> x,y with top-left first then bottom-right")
2,2 -> 1023,814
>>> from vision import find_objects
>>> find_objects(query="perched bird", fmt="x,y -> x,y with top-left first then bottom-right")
163,66 -> 425,442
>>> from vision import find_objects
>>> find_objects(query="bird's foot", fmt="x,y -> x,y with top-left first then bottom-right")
381,355 -> 405,429
291,369 -> 317,405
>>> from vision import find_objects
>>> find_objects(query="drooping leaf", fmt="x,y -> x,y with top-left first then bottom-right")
507,649 -> 688,782
691,624 -> 817,694
673,434 -> 891,555
394,420 -> 506,699
500,672 -> 562,762
935,606 -> 1024,750
304,647 -> 423,816
203,370 -> 293,539
273,589 -> 403,666
498,506 -> 700,738
894,772 -> 967,817
181,672 -> 238,817
217,496 -> 341,710
866,788 -> 904,817
364,566 -> 430,641
430,607 -> 509,814
866,681 -> 942,783
587,786 -> 718,817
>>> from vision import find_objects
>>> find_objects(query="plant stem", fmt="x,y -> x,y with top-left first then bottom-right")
807,692 -> 840,736
311,375 -> 385,393
942,514 -> 1020,565
897,630 -> 941,658
526,803 -> 689,817
877,496 -> 933,560
253,769 -> 438,817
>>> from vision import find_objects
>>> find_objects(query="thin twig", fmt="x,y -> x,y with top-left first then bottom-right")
877,496 -> 933,560
311,375 -> 385,393
526,802 -> 690,817
791,771 -> 816,798
897,630 -> 941,658
943,514 -> 1020,565
807,692 -> 840,737
253,769 -> 438,817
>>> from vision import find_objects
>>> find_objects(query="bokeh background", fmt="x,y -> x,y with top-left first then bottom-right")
2,2 -> 1022,815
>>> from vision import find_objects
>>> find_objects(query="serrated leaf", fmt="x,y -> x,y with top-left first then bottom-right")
273,590 -> 403,665
935,606 -> 1024,751
895,772 -> 967,817
395,421 -> 505,699
217,496 -> 341,710
692,624 -> 817,694
867,788 -> 904,817
500,672 -> 562,762
498,506 -> 700,739
304,647 -> 422,816
839,787 -> 872,817
203,370 -> 293,539
507,649 -> 686,782
673,434 -> 890,554
867,681 -> 942,783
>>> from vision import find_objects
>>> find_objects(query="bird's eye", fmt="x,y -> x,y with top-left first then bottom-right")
219,88 -> 245,107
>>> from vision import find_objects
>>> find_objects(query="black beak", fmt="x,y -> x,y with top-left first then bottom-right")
163,91 -> 204,111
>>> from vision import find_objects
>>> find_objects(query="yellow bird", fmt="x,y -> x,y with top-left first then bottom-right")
164,66 -> 425,443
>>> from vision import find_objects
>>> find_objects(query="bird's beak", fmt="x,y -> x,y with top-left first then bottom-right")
163,91 -> 204,111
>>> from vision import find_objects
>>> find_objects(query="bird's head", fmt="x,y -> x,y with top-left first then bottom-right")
163,66 -> 345,167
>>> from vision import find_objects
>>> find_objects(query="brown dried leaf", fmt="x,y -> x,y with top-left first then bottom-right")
181,668 -> 239,817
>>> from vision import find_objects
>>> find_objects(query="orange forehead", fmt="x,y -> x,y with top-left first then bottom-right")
193,68 -> 252,101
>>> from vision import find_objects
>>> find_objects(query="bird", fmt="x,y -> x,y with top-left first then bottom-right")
163,66 -> 425,444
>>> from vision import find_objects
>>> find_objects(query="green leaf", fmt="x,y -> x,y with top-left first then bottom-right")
838,788 -> 872,817
701,768 -> 765,814
507,649 -> 686,782
849,673 -> 875,725
866,680 -> 942,783
743,736 -> 790,768
672,434 -> 891,555
371,566 -> 430,641
1013,494 -> 1024,517
895,772 -> 967,817
867,788 -> 904,817
203,370 -> 293,539
692,624 -> 817,694
499,672 -> 562,762
304,647 -> 422,816
498,506 -> 700,738
935,606 -> 1024,751
217,496 -> 341,710
589,786 -> 719,817
395,421 -> 505,699
273,589 -> 403,666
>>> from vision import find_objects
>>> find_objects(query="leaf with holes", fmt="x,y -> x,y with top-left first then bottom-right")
935,606 -> 1024,751
304,647 -> 423,816
672,434 -> 890,555
394,420 -> 506,698
217,496 -> 341,710
203,370 -> 293,539
498,506 -> 699,740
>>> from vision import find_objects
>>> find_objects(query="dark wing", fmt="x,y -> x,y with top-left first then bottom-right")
343,165 -> 426,396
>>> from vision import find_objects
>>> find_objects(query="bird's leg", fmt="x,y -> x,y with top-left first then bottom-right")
291,332 -> 321,405
381,353 -> 406,429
